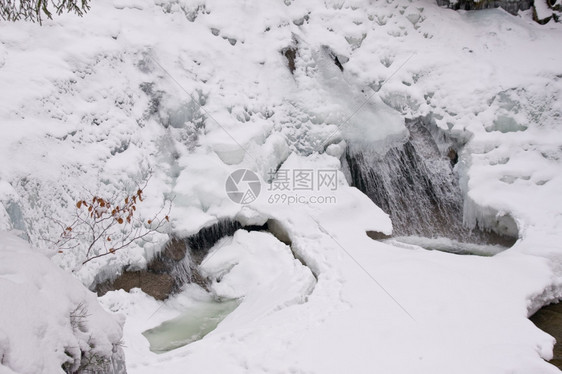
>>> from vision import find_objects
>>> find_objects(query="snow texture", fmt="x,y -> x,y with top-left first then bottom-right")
0,232 -> 124,374
0,0 -> 562,373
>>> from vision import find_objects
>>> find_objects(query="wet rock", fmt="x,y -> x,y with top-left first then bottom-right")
530,302 -> 562,369
282,47 -> 297,74
162,237 -> 187,261
366,231 -> 392,240
104,271 -> 174,301
436,0 -> 532,15
533,3 -> 555,24
447,147 -> 458,167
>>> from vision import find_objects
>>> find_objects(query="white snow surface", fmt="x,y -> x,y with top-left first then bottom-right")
1,0 -> 562,373
0,232 -> 124,374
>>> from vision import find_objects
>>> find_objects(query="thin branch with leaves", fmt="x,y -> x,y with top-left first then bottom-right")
55,179 -> 172,265
0,0 -> 91,24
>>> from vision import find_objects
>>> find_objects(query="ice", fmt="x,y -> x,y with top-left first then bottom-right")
488,115 -> 528,133
3,202 -> 26,234
462,195 -> 521,238
0,181 -> 25,233
142,298 -> 240,353
386,236 -> 509,256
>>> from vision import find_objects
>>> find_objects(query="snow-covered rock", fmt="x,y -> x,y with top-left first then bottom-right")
0,232 -> 124,374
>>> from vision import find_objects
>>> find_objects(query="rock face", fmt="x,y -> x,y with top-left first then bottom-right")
105,271 -> 175,301
436,0 -> 533,15
282,47 -> 297,74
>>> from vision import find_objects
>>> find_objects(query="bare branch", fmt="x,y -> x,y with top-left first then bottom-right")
0,0 -> 91,24
53,178 -> 173,265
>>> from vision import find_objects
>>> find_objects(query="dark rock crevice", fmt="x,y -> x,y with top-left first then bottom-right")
436,0 -> 533,16
322,45 -> 346,72
267,218 -> 318,280
282,46 -> 297,75
436,0 -> 560,25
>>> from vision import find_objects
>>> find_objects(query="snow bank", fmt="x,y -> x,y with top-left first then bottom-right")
200,230 -> 316,315
0,232 -> 124,374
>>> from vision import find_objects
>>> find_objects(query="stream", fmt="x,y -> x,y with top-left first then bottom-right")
142,298 -> 240,353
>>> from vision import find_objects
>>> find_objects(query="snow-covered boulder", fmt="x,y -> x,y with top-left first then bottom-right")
0,233 -> 125,374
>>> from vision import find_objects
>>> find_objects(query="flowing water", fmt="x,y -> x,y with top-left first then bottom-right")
346,118 -> 516,252
142,299 -> 240,353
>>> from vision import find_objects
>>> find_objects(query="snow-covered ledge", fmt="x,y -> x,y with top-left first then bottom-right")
0,233 -> 125,374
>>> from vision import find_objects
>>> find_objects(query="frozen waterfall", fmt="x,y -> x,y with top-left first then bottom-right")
345,117 -> 517,248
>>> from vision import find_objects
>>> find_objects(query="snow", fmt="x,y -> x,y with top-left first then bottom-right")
199,230 -> 316,303
107,203 -> 560,374
0,232 -> 124,374
0,0 -> 562,373
535,0 -> 554,21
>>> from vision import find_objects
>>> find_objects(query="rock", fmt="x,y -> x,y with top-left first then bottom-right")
436,0 -> 532,16
282,47 -> 297,74
533,0 -> 556,24
366,231 -> 392,240
103,271 -> 174,301
162,238 -> 187,261
447,147 -> 459,167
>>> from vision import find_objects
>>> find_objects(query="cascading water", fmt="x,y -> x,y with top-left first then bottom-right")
345,118 -> 516,250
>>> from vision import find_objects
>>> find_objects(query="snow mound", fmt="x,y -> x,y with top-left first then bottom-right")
200,230 -> 316,315
0,232 -> 124,374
